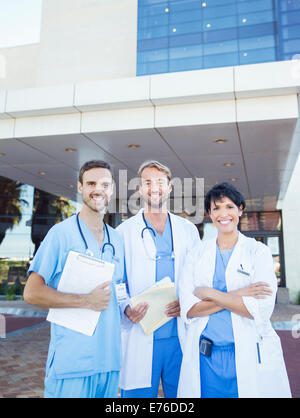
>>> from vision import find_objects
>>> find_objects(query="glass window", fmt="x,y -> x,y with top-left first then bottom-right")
204,51 -> 239,68
139,13 -> 169,29
204,27 -> 238,43
279,0 -> 300,12
137,60 -> 169,75
137,0 -> 280,76
139,0 -> 168,5
169,56 -> 204,72
282,52 -> 296,60
170,0 -> 203,13
238,9 -> 275,26
0,182 -> 34,260
169,20 -> 202,36
238,22 -> 276,38
169,44 -> 203,59
0,178 -> 78,297
169,32 -> 202,47
203,15 -> 237,31
282,38 -> 300,53
138,37 -> 169,51
205,0 -> 235,6
239,35 -> 276,50
138,49 -> 168,63
237,0 -> 273,14
281,10 -> 300,25
240,211 -> 281,232
169,9 -> 203,24
240,47 -> 276,64
139,25 -> 168,39
203,39 -> 238,55
281,24 -> 300,39
203,4 -> 237,19
139,3 -> 169,17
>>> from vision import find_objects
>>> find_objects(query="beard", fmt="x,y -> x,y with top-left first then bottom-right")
145,194 -> 169,212
82,193 -> 109,214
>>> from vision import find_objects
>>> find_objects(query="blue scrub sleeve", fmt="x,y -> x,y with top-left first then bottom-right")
28,226 -> 63,286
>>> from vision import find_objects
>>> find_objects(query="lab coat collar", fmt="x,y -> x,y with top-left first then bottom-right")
211,231 -> 246,249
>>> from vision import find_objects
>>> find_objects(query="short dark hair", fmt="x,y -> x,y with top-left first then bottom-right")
79,160 -> 112,184
204,182 -> 246,214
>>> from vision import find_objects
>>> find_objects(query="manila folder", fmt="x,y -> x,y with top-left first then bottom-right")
130,277 -> 178,336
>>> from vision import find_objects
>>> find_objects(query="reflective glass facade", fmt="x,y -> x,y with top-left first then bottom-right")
0,177 -> 78,298
137,0 -> 300,75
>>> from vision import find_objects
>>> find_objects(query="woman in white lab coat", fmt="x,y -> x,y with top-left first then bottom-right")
178,182 -> 291,398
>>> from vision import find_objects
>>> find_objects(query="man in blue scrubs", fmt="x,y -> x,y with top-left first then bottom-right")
24,160 -> 124,398
117,160 -> 201,397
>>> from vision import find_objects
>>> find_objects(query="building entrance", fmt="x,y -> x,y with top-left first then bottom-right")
240,211 -> 285,288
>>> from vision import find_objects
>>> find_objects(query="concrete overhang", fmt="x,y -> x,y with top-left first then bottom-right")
0,60 -> 299,213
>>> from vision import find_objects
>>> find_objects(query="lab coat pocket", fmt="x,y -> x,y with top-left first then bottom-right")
256,334 -> 282,368
256,334 -> 290,398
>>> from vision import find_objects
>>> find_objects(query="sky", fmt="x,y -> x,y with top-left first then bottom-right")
0,0 -> 42,49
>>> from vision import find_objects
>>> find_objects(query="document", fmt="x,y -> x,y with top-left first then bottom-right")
130,277 -> 178,336
47,251 -> 115,336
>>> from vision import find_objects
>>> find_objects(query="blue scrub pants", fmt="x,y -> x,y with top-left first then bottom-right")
44,369 -> 120,398
200,343 -> 238,398
121,336 -> 182,398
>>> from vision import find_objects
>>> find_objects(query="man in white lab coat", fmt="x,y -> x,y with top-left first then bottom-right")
117,160 -> 201,397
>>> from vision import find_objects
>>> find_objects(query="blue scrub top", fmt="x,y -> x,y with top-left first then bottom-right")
28,215 -> 124,379
143,216 -> 177,339
202,245 -> 235,346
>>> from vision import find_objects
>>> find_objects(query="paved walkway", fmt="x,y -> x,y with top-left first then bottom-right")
0,301 -> 299,398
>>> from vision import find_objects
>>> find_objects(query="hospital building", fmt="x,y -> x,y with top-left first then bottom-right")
0,0 -> 300,303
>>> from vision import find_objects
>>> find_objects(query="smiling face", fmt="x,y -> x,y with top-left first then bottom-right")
78,167 -> 114,214
139,167 -> 172,212
209,196 -> 243,234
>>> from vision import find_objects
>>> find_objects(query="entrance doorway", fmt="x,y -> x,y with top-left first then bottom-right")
242,231 -> 285,287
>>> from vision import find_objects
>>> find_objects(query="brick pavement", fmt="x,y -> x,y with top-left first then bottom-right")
0,302 -> 299,398
0,323 -> 49,398
0,324 -> 299,398
278,331 -> 300,398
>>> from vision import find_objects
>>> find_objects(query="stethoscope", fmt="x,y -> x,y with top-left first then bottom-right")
141,211 -> 175,260
76,213 -> 116,259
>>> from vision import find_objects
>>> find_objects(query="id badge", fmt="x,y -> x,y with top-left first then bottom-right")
115,282 -> 127,304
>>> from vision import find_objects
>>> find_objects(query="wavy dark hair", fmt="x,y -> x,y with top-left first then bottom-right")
204,182 -> 246,214
79,160 -> 112,184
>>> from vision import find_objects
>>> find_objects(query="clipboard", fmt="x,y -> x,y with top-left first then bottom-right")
47,251 -> 115,336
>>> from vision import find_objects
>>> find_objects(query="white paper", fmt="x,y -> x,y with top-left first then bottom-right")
47,251 -> 115,336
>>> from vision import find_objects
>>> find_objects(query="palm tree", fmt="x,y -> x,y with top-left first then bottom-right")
0,176 -> 28,245
31,189 -> 76,254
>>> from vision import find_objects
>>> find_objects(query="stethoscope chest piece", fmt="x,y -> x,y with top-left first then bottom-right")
76,213 -> 116,260
141,212 -> 175,261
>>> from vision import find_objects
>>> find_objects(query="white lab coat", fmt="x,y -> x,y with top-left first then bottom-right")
178,232 -> 291,398
116,209 -> 201,390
